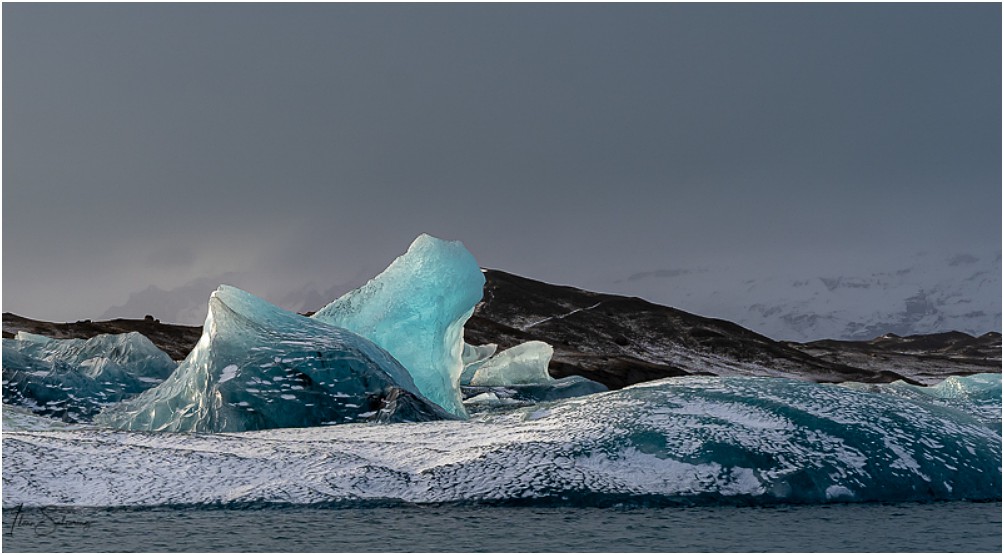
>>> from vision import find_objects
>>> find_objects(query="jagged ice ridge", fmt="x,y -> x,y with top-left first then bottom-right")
95,285 -> 452,432
312,234 -> 484,417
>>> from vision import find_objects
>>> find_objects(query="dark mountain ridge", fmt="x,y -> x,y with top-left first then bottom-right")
4,269 -> 999,389
464,270 -> 998,387
2,313 -> 202,361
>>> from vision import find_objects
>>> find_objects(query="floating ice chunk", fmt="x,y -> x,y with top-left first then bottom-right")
12,331 -> 176,380
516,375 -> 608,403
463,375 -> 608,408
312,234 -> 484,417
96,285 -> 453,433
2,332 -> 177,422
459,343 -> 497,385
469,341 -> 555,386
463,391 -> 522,408
464,341 -> 607,405
465,391 -> 500,404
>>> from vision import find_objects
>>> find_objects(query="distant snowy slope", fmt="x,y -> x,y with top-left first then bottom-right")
594,250 -> 1001,342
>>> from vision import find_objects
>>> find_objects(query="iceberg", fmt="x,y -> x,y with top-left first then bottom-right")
7,376 -> 1000,507
312,234 -> 484,417
11,331 -> 177,380
469,341 -> 556,386
2,332 -> 177,422
96,285 -> 453,432
459,342 -> 497,385
465,341 -> 608,404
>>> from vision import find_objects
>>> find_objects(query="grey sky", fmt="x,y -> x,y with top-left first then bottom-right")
3,3 -> 1001,324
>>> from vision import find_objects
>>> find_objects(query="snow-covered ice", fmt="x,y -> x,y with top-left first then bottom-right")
5,375 -> 998,508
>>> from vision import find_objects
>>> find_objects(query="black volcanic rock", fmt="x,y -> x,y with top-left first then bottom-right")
787,331 -> 1002,384
463,270 -> 927,389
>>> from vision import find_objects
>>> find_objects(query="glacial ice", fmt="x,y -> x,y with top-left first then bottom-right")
464,341 -> 608,405
11,331 -> 177,379
312,234 -> 484,417
6,375 -> 1000,507
909,372 -> 1001,404
2,403 -> 75,431
95,285 -> 453,432
2,332 -> 177,422
469,341 -> 556,386
843,373 -> 1003,427
459,342 -> 497,385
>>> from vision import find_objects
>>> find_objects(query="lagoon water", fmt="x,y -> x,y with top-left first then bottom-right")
3,501 -> 1001,552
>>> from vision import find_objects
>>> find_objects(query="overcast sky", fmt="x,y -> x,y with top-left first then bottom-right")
3,3 -> 1001,323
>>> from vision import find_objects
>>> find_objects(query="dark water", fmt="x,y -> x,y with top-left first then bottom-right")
3,501 -> 1001,552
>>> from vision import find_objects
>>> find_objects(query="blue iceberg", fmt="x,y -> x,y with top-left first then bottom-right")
469,341 -> 556,386
459,342 -> 497,385
312,234 -> 484,417
96,285 -> 453,432
464,341 -> 607,406
10,331 -> 177,380
2,332 -> 177,422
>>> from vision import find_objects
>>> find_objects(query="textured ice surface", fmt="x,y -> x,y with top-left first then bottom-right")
921,373 -> 1001,402
312,235 -> 484,417
7,376 -> 998,508
463,391 -> 522,408
463,375 -> 608,413
95,285 -> 452,432
2,403 -> 76,431
469,341 -> 555,386
843,373 -> 1003,427
459,343 -> 497,385
11,332 -> 177,379
2,332 -> 177,422
465,341 -> 607,404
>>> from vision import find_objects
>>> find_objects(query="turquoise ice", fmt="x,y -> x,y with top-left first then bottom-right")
312,234 -> 484,417
464,341 -> 607,406
459,342 -> 497,385
2,331 -> 177,422
465,339 -> 606,399
469,341 -> 556,386
96,285 -> 452,432
10,331 -> 176,379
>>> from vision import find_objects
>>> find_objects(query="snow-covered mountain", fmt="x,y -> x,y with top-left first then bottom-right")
593,250 -> 1001,342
